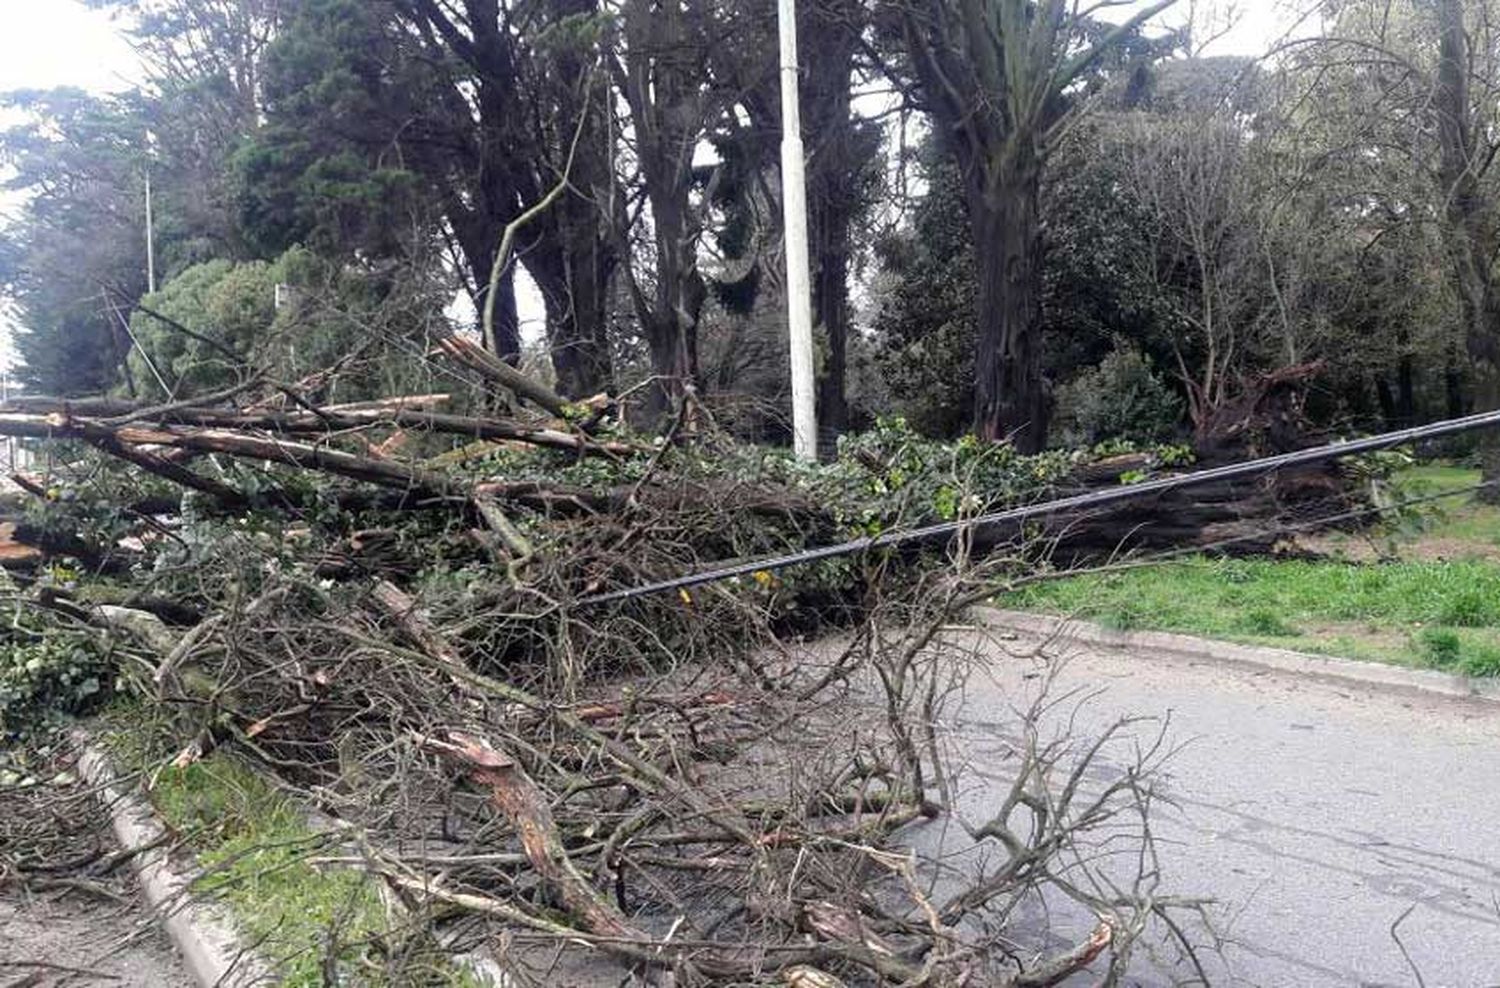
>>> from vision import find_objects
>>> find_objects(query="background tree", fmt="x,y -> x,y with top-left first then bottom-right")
883,0 -> 1178,449
1,90 -> 154,395
1282,0 -> 1500,489
801,0 -> 881,436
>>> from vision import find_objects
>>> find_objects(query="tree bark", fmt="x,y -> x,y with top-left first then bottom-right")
636,162 -> 706,423
1436,0 -> 1500,499
1445,341 -> 1467,420
971,146 -> 1048,452
813,237 -> 850,436
1374,376 -> 1397,427
805,0 -> 863,438
614,0 -> 710,426
534,248 -> 614,400
526,0 -> 616,399
1397,351 -> 1417,426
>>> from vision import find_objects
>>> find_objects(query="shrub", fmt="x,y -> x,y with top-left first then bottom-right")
1054,346 -> 1183,446
1,624 -> 114,737
1460,644 -> 1500,678
127,248 -> 443,402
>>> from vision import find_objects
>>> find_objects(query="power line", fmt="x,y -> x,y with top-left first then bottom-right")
577,409 -> 1500,607
1034,478 -> 1500,581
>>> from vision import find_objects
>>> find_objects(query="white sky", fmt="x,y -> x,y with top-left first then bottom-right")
0,1 -> 139,372
0,0 -> 1297,373
0,1 -> 139,95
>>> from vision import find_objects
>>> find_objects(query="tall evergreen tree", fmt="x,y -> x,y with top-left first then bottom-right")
1,90 -> 154,394
884,0 -> 1177,449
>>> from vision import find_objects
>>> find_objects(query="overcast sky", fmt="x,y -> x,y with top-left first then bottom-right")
0,1 -> 139,95
0,0 -> 1301,372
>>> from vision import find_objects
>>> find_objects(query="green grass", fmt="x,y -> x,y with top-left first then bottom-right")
1400,462 -> 1479,495
1391,462 -> 1500,548
149,756 -> 392,986
1008,557 -> 1500,675
96,704 -> 474,986
1006,463 -> 1500,677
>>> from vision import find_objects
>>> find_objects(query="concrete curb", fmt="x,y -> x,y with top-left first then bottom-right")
972,607 -> 1500,704
71,734 -> 270,988
73,736 -> 510,988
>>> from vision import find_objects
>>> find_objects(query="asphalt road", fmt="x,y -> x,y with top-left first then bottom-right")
929,628 -> 1500,987
0,886 -> 191,987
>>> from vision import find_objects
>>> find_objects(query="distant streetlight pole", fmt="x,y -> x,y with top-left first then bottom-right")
778,0 -> 817,460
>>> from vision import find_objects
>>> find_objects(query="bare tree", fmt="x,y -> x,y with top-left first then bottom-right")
1283,0 -> 1500,485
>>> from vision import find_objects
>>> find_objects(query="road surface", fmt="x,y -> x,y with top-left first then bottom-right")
923,626 -> 1500,987
0,886 -> 190,987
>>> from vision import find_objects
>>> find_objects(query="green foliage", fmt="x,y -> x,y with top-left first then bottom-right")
127,247 -> 445,400
1053,345 -> 1183,446
1041,122 -> 1180,377
128,258 -> 275,395
232,0 -> 443,259
1417,628 -> 1500,677
1344,454 -> 1494,554
1239,608 -> 1297,637
0,89 -> 151,394
1438,588 -> 1495,627
871,152 -> 976,435
817,417 -> 1079,530
19,444 -> 179,561
0,606 -> 116,737
1419,627 -> 1462,667
872,127 -> 1183,438
1459,644 -> 1500,677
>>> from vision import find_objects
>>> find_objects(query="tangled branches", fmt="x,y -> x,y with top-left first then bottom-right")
1,352 -> 1211,984
51,537 -> 1204,985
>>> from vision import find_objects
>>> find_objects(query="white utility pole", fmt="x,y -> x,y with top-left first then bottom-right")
778,0 -> 818,461
145,131 -> 157,294
2,366 -> 10,473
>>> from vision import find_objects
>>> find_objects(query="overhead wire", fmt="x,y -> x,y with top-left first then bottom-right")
1015,478 -> 1500,590
577,409 -> 1500,607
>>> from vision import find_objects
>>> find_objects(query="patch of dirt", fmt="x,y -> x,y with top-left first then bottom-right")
1294,531 -> 1500,563
1399,535 -> 1500,562
1292,620 -> 1415,659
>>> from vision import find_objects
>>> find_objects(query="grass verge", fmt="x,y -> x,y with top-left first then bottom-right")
1005,463 -> 1500,676
95,706 -> 477,986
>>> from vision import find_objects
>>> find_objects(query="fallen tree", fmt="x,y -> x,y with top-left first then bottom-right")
40,549 -> 1206,985
0,346 -> 1242,983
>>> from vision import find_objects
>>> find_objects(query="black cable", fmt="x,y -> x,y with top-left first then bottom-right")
577,409 -> 1500,607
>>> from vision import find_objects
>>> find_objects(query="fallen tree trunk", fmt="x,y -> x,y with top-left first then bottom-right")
0,411 -> 460,496
2,402 -> 638,458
